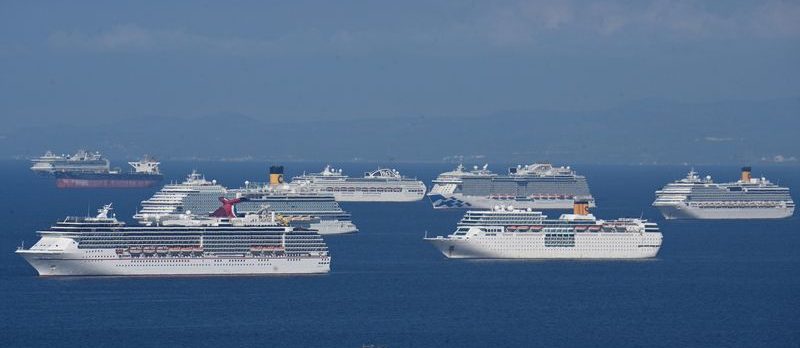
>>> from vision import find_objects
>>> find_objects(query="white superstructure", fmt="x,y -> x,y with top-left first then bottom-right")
424,201 -> 661,259
428,163 -> 595,209
653,167 -> 794,219
128,157 -> 161,174
291,165 -> 426,202
17,204 -> 330,276
134,170 -> 226,223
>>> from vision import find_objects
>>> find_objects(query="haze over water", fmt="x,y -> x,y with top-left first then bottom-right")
1,161 -> 798,347
2,1 -> 799,346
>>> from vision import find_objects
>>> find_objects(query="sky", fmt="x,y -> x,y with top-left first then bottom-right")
1,0 -> 798,128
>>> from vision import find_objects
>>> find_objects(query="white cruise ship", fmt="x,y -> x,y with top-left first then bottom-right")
291,165 -> 426,202
424,201 -> 662,259
134,170 -> 227,223
428,163 -> 594,210
16,203 -> 330,276
135,168 -> 358,234
30,150 -> 110,174
653,167 -> 794,219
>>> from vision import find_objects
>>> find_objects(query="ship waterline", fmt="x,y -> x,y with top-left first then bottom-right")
18,244 -> 328,276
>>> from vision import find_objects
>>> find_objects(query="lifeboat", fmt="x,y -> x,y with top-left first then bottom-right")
588,225 -> 602,232
129,246 -> 142,254
168,246 -> 182,253
574,225 -> 588,232
181,246 -> 193,253
517,226 -> 530,232
250,246 -> 263,253
507,226 -> 517,231
530,225 -> 544,232
156,246 -> 169,254
142,246 -> 156,254
192,246 -> 203,253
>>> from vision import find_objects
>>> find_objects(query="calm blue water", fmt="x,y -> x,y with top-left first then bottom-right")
1,161 -> 798,347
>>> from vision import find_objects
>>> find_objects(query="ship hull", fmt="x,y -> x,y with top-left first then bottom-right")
425,232 -> 661,259
655,204 -> 794,220
428,193 -> 595,210
330,191 -> 425,202
17,250 -> 330,276
55,173 -> 163,188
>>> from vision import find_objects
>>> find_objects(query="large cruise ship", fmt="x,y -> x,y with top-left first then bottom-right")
427,163 -> 594,210
424,201 -> 662,259
653,167 -> 794,219
16,203 -> 330,276
135,168 -> 358,234
134,170 -> 226,223
291,165 -> 426,202
30,150 -> 110,174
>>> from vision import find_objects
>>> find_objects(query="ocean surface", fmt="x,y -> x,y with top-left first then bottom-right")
1,160 -> 798,347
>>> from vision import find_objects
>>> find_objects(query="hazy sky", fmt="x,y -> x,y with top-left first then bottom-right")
1,1 -> 799,127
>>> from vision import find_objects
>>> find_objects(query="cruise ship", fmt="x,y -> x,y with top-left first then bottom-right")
428,163 -> 594,210
30,150 -> 109,174
135,168 -> 358,234
424,201 -> 662,259
133,170 -> 226,223
16,203 -> 330,276
291,165 -> 426,202
653,167 -> 794,219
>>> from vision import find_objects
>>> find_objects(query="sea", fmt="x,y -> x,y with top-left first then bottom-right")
0,160 -> 798,347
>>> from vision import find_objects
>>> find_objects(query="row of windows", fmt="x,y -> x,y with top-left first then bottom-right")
325,187 -> 403,193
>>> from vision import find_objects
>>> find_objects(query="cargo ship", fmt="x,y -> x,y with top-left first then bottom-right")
54,157 -> 164,188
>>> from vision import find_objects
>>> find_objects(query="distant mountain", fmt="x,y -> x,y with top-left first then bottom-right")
3,98 -> 798,165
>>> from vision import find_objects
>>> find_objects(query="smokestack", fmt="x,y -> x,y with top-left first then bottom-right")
573,199 -> 590,215
269,165 -> 284,186
741,166 -> 752,183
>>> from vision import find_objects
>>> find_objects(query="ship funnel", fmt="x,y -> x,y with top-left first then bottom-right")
269,165 -> 284,186
211,197 -> 248,218
741,166 -> 752,183
573,199 -> 590,216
